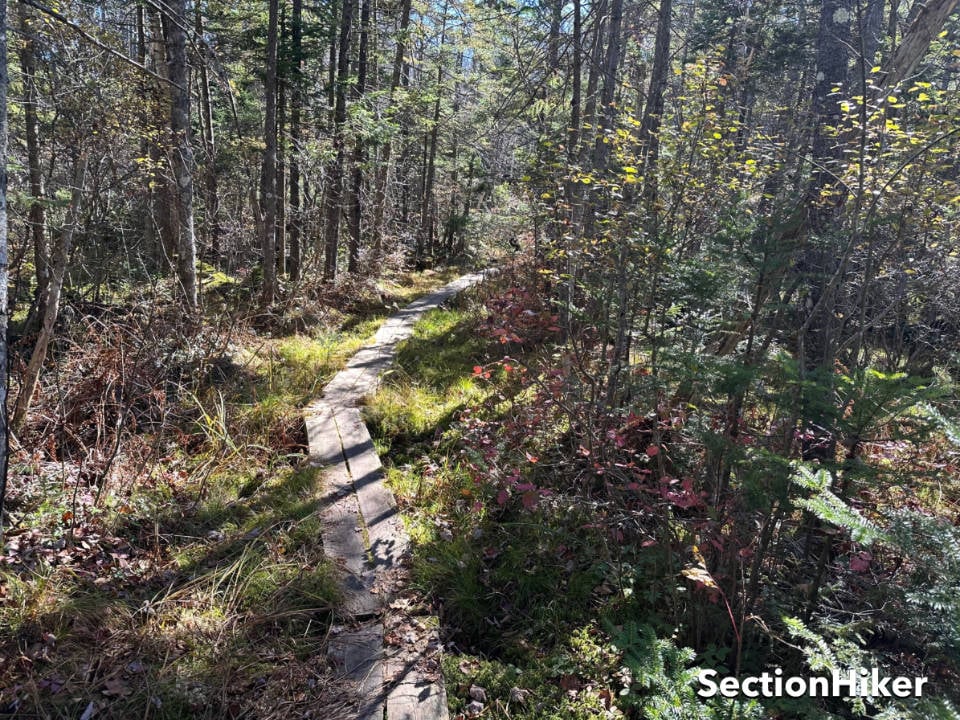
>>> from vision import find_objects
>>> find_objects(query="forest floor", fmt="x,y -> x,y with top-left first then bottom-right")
0,266 -> 471,720
5,258 -> 959,720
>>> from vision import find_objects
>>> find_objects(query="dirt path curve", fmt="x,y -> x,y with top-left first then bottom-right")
304,271 -> 489,719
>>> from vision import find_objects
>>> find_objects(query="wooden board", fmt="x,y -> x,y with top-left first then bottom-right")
335,407 -> 409,570
329,623 -> 385,719
386,668 -> 449,720
307,272 -> 492,719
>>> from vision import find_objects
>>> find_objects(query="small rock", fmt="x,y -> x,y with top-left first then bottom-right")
468,684 -> 487,702
509,686 -> 530,704
466,700 -> 485,717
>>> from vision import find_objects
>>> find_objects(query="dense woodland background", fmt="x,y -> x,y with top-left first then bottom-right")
1,0 -> 960,717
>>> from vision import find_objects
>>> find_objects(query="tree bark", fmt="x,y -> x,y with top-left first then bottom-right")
880,0 -> 960,89
288,0 -> 303,281
195,2 -> 221,260
162,0 -> 198,311
0,0 -> 10,543
591,0 -> 623,173
371,0 -> 412,254
260,0 -> 279,303
639,0 -> 672,204
348,0 -> 371,273
277,23 -> 287,280
807,0 -> 853,223
420,3 -> 449,264
324,0 -> 356,279
11,151 -> 88,435
20,2 -> 48,334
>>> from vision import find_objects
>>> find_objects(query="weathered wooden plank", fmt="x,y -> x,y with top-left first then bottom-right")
329,624 -> 385,719
319,460 -> 381,617
335,407 -> 409,570
386,669 -> 448,720
308,272 -> 491,719
308,401 -> 381,618
305,403 -> 342,467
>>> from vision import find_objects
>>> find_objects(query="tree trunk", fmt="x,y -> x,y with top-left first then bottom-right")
579,0 -> 607,168
859,0 -> 886,70
348,0 -> 371,274
808,0 -> 853,223
11,151 -> 88,434
288,0 -> 303,281
20,2 -> 48,334
371,0 -> 412,254
880,0 -> 960,89
0,0 -> 11,542
277,35 -> 287,279
323,0 -> 356,280
260,0 -> 279,303
635,0 -> 672,211
548,0 -> 562,72
162,0 -> 198,311
591,0 -> 623,173
420,4 -> 449,264
195,2 -> 221,260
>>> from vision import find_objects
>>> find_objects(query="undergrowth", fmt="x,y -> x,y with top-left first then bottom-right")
0,266 -> 463,719
364,260 -> 960,719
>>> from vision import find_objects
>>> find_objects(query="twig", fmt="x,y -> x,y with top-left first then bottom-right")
20,0 -> 182,90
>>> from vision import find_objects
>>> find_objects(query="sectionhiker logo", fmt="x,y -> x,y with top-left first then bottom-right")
697,668 -> 929,699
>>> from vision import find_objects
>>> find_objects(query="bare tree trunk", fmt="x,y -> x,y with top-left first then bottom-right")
548,0 -> 562,72
858,0 -> 886,69
808,0 -> 853,223
640,0 -> 672,203
880,0 -> 959,89
371,0 -> 412,254
419,3 -> 449,264
260,0 -> 279,303
277,38 -> 287,279
579,0 -> 607,168
591,0 -> 623,173
288,0 -> 303,281
195,2 -> 221,260
20,2 -> 48,334
324,0 -> 356,279
162,0 -> 198,311
0,0 -> 11,543
146,7 -> 173,269
11,151 -> 88,434
348,0 -> 371,273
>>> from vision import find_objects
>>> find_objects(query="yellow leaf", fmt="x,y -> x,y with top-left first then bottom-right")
681,565 -> 718,589
887,95 -> 898,103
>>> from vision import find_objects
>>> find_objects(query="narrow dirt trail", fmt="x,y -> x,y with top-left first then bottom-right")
304,271 -> 489,719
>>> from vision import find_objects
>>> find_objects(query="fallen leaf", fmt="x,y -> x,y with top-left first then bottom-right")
102,677 -> 131,697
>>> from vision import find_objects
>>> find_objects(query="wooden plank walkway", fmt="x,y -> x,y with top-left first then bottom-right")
306,272 -> 489,719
